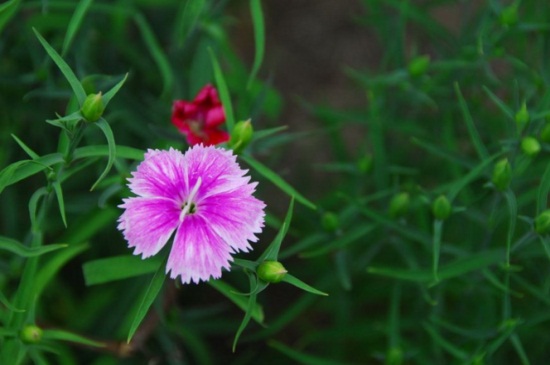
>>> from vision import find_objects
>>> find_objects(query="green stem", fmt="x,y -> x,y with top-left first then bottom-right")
432,219 -> 444,284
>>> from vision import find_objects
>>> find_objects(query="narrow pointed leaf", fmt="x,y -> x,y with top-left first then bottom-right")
0,236 -> 67,257
52,181 -> 67,227
74,145 -> 144,161
269,340 -> 347,365
0,0 -> 21,35
127,260 -> 165,342
367,249 -> 504,283
447,154 -> 499,201
62,0 -> 94,55
483,85 -> 514,120
454,82 -> 489,161
101,73 -> 129,107
232,274 -> 258,352
42,329 -> 104,348
241,155 -> 315,209
282,274 -> 328,296
247,0 -> 265,89
209,48 -> 235,132
537,162 -> 550,214
11,134 -> 39,159
90,118 -> 116,190
208,279 -> 264,324
34,243 -> 88,301
258,197 -> 294,262
0,290 -> 23,312
173,0 -> 205,47
134,13 -> 173,98
0,154 -> 64,192
83,255 -> 162,286
33,28 -> 86,105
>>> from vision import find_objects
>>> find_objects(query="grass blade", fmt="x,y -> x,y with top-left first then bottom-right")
83,255 -> 162,286
247,0 -> 265,89
102,73 -> 128,107
208,279 -> 264,324
90,118 -> 116,191
127,259 -> 165,342
0,0 -> 21,35
62,0 -> 94,56
52,181 -> 67,227
454,82 -> 489,161
134,13 -> 174,99
0,236 -> 66,258
33,28 -> 86,105
282,274 -> 328,296
209,48 -> 235,132
11,134 -> 39,159
173,0 -> 205,47
258,197 -> 294,262
241,155 -> 316,209
42,329 -> 104,348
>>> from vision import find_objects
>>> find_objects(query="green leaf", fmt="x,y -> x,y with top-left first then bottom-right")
0,290 -> 23,312
83,255 -> 162,286
252,125 -> 288,143
258,197 -> 294,262
281,274 -> 328,296
33,28 -> 86,106
42,329 -> 104,348
209,48 -> 235,132
52,181 -> 67,228
208,279 -> 264,323
0,153 -> 64,193
127,259 -> 166,342
134,13 -> 174,99
301,224 -> 375,257
62,0 -> 94,56
29,187 -> 48,232
241,155 -> 316,209
232,274 -> 259,352
247,0 -> 265,89
423,323 -> 468,360
447,154 -> 500,202
269,340 -> 347,365
454,82 -> 489,162
11,134 -> 39,159
34,243 -> 89,301
74,145 -> 144,161
367,250 -> 504,283
90,118 -> 116,191
537,162 -> 550,214
173,0 -> 205,47
0,236 -> 67,258
101,73 -> 129,107
0,0 -> 21,35
483,85 -> 514,120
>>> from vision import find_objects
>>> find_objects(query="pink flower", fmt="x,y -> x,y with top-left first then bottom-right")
172,84 -> 230,146
117,145 -> 265,284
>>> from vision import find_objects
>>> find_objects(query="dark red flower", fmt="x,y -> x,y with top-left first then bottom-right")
171,84 -> 230,146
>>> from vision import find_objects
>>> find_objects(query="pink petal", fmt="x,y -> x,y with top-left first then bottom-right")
128,148 -> 187,199
118,197 -> 180,258
203,105 -> 225,127
194,84 -> 220,105
166,215 -> 233,284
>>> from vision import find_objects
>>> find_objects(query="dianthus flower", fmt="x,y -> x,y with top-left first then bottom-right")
118,145 -> 265,284
171,84 -> 230,146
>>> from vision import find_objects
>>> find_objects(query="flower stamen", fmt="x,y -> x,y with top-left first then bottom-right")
180,176 -> 202,222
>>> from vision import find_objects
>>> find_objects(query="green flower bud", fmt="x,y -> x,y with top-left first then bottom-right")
540,123 -> 550,143
20,325 -> 42,344
432,195 -> 451,220
515,102 -> 529,132
386,347 -> 403,365
521,136 -> 541,156
81,92 -> 105,122
357,154 -> 373,173
408,55 -> 430,77
389,192 -> 410,218
500,3 -> 519,26
257,261 -> 287,283
491,158 -> 512,191
535,210 -> 550,235
322,212 -> 339,232
229,119 -> 253,154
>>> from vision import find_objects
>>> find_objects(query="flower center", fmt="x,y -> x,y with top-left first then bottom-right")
179,177 -> 202,222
